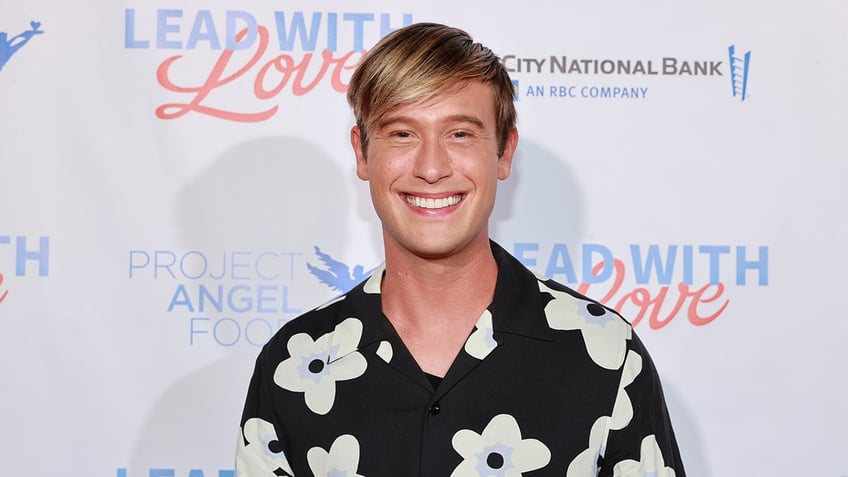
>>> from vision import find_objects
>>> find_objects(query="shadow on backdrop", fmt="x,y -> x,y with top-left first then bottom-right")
129,136 -> 354,473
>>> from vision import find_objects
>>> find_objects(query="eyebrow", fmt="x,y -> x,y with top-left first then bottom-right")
376,114 -> 486,131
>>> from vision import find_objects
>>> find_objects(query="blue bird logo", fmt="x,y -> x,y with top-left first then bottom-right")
1,21 -> 44,72
307,246 -> 375,294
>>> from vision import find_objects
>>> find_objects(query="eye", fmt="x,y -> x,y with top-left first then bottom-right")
452,130 -> 472,139
388,130 -> 412,139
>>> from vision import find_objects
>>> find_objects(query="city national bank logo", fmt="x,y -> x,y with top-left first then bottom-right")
507,44 -> 752,102
0,236 -> 50,305
124,9 -> 412,121
513,242 -> 768,329
729,44 -> 752,101
128,246 -> 368,348
0,21 -> 44,72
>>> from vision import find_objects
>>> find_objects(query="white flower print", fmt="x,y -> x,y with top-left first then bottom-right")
464,309 -> 498,360
612,435 -> 676,477
236,417 -> 294,477
539,281 -> 631,369
307,434 -> 366,477
567,350 -> 643,476
451,414 -> 551,477
274,317 -> 368,415
363,264 -> 385,294
376,340 -> 393,363
566,416 -> 609,477
610,351 -> 642,431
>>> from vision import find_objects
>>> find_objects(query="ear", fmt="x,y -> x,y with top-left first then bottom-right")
351,126 -> 369,181
497,127 -> 518,180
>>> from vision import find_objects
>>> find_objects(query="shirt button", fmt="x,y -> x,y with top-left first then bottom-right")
429,402 -> 441,415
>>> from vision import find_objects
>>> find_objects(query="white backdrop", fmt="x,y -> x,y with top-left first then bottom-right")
2,1 -> 847,476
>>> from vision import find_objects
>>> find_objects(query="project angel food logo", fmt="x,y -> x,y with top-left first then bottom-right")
124,8 -> 412,121
127,246 -> 369,348
0,236 -> 50,305
512,242 -> 768,329
0,20 -> 44,72
507,44 -> 752,102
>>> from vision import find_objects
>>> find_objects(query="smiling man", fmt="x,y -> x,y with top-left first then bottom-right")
236,23 -> 685,476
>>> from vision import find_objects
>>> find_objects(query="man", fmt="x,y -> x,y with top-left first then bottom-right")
236,22 -> 685,476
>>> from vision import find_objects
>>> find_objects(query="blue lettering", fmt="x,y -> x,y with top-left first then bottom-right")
326,12 -> 338,51
255,252 -> 281,280
129,251 -> 150,278
343,13 -> 374,51
226,11 -> 258,50
256,285 -> 277,313
188,469 -> 205,477
282,286 -> 301,314
150,470 -> 175,477
198,284 -> 223,312
190,317 -> 210,344
699,245 -> 730,285
154,251 -> 178,279
513,242 -> 539,268
180,251 -> 208,280
186,10 -> 220,50
156,9 -> 183,49
228,284 -> 252,312
582,244 -> 613,283
245,318 -> 274,346
545,243 -> 577,283
736,245 -> 768,285
379,13 -> 413,38
169,284 -> 194,312
16,236 -> 49,276
124,10 -> 150,48
274,11 -> 322,51
682,244 -> 693,285
630,244 -> 676,285
214,318 -> 241,346
231,251 -> 251,279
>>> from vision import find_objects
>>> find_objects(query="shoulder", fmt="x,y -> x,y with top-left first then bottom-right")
259,269 -> 383,363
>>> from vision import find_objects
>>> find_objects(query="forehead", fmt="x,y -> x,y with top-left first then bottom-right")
378,81 -> 497,126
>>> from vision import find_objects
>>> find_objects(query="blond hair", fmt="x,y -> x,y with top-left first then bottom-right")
347,23 -> 516,156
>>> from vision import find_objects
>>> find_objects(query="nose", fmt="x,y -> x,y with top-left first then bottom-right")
412,137 -> 452,184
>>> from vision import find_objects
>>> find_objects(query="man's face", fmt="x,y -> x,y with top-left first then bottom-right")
351,80 -> 518,261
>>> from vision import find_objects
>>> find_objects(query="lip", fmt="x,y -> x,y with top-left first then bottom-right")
403,193 -> 464,210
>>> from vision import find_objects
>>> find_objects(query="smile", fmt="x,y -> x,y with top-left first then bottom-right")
406,194 -> 463,209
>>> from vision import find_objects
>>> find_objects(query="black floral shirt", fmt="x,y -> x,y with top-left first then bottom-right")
236,241 -> 685,476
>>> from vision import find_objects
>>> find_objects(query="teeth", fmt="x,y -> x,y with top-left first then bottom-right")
407,195 -> 462,209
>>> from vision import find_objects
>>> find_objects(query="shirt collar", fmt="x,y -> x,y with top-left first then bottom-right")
488,240 -> 554,342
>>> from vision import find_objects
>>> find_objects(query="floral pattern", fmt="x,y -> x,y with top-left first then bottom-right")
567,350 -> 644,476
307,434 -> 366,477
539,281 -> 631,370
451,414 -> 551,476
464,309 -> 498,360
566,416 -> 609,477
376,340 -> 393,363
236,417 -> 293,477
274,317 -> 368,415
238,242 -> 684,475
613,435 -> 676,477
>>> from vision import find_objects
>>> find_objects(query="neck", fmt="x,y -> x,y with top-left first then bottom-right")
379,236 -> 498,376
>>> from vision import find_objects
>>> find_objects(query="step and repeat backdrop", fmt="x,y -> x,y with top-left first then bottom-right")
2,1 -> 846,476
